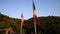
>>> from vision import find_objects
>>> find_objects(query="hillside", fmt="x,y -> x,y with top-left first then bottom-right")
0,13 -> 21,32
0,13 -> 60,34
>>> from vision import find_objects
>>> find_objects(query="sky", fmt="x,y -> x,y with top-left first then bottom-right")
0,0 -> 60,19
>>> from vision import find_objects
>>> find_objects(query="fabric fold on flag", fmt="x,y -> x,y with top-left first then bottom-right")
21,13 -> 24,25
33,2 -> 40,25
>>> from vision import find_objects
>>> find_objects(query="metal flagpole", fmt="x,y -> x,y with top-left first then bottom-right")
20,22 -> 23,34
34,20 -> 37,34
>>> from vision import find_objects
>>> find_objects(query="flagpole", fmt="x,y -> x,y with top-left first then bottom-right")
20,22 -> 23,34
34,19 -> 37,34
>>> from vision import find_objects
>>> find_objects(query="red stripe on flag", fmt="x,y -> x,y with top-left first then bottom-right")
33,10 -> 40,25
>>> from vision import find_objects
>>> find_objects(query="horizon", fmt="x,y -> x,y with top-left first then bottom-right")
1,13 -> 60,20
0,0 -> 60,19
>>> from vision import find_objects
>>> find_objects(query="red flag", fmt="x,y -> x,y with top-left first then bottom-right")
21,13 -> 24,25
33,2 -> 40,25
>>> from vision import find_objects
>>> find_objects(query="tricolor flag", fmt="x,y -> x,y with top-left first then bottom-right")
21,13 -> 24,25
33,2 -> 40,25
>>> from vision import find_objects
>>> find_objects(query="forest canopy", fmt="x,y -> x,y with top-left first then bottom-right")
0,13 -> 60,34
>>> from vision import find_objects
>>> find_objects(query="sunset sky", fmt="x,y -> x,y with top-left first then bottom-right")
0,0 -> 60,19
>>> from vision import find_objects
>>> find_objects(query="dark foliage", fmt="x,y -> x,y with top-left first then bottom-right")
0,13 -> 60,34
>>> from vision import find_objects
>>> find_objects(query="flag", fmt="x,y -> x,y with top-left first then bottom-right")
33,2 -> 40,25
21,13 -> 24,25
